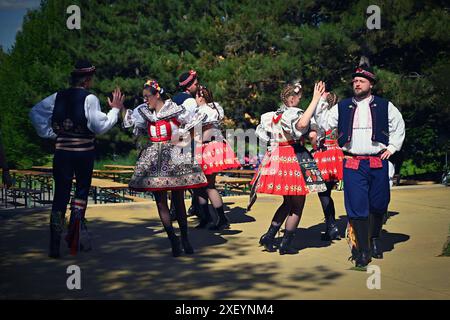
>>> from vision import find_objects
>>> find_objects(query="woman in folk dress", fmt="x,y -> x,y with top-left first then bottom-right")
252,81 -> 327,254
193,85 -> 241,230
123,79 -> 207,257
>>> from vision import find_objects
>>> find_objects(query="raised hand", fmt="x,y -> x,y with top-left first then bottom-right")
108,88 -> 125,109
313,81 -> 326,101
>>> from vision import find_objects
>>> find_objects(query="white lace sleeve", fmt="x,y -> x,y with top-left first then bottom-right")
255,112 -> 273,142
123,104 -> 148,136
281,107 -> 307,139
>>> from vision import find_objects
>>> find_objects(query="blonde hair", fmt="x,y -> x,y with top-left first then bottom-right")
280,83 -> 302,105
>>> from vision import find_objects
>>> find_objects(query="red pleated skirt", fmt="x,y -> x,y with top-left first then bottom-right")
251,144 -> 310,196
313,140 -> 344,181
195,140 -> 241,175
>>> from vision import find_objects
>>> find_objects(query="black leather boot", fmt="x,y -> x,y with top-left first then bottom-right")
179,225 -> 194,254
351,219 -> 371,267
169,236 -> 183,257
369,213 -> 384,259
165,226 -> 182,257
209,206 -> 230,231
371,238 -> 383,259
195,204 -> 212,229
79,218 -> 92,252
49,211 -> 64,258
259,224 -> 280,252
279,230 -> 298,255
324,217 -> 340,241
355,249 -> 372,268
180,236 -> 194,254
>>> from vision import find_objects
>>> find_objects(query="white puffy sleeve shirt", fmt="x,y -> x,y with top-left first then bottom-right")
314,96 -> 405,155
29,92 -> 120,139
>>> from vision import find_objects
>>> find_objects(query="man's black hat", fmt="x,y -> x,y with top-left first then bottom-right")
352,63 -> 376,83
71,59 -> 96,76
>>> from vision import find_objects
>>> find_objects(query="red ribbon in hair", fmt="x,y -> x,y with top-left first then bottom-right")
179,69 -> 197,87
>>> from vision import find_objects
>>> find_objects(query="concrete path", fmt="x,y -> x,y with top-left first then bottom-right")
1,185 -> 449,299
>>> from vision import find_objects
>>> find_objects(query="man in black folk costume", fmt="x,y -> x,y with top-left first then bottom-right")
30,60 -> 125,258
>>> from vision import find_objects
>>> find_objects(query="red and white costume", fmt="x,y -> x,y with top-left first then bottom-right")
123,100 -> 207,191
194,102 -> 240,175
251,105 -> 326,196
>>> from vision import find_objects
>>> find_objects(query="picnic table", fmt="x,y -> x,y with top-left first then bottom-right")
32,166 -> 133,182
221,169 -> 256,178
31,166 -> 53,172
216,175 -> 253,195
103,165 -> 135,170
89,178 -> 130,204
93,169 -> 134,182
2,170 -> 53,208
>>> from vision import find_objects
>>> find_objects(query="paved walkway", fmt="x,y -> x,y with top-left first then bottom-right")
1,185 -> 449,299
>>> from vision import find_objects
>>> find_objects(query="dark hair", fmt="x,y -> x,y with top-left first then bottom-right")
178,70 -> 198,90
197,85 -> 214,103
70,74 -> 92,87
143,81 -> 169,100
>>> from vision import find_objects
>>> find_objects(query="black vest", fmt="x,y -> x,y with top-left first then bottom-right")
337,96 -> 389,149
172,92 -> 192,106
51,88 -> 94,138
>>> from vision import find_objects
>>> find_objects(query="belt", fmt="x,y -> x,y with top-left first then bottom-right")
55,137 -> 95,152
343,152 -> 384,170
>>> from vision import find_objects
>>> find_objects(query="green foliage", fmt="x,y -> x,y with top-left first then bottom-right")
0,0 -> 449,173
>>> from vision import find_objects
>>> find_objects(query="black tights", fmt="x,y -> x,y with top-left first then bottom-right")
195,174 -> 223,209
154,190 -> 188,237
317,181 -> 336,221
270,195 -> 306,232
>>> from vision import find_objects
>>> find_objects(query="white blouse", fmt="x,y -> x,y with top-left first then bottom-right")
196,102 -> 225,126
29,92 -> 120,139
123,99 -> 199,137
255,105 -> 309,144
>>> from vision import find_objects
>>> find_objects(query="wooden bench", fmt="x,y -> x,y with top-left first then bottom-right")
2,187 -> 43,208
221,169 -> 256,178
89,178 -> 130,204
93,170 -> 134,182
103,165 -> 135,170
216,176 -> 252,195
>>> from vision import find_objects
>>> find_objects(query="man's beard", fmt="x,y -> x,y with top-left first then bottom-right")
354,88 -> 371,99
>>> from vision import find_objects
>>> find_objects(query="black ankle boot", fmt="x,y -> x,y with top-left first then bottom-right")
259,224 -> 280,252
179,225 -> 194,254
49,211 -> 64,258
180,236 -> 194,254
169,236 -> 183,257
165,226 -> 182,257
195,204 -> 212,229
209,216 -> 230,230
369,213 -> 384,259
279,230 -> 298,255
351,219 -> 371,267
371,238 -> 383,259
209,206 -> 230,230
355,249 -> 372,268
323,217 -> 340,241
